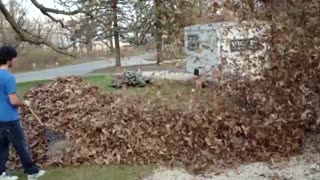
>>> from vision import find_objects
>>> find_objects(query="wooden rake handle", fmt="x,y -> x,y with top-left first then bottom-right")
17,93 -> 45,126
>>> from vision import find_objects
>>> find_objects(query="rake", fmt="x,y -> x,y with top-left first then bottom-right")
17,94 -> 67,149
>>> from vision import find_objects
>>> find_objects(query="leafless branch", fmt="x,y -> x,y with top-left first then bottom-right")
30,0 -> 85,16
0,0 -> 76,57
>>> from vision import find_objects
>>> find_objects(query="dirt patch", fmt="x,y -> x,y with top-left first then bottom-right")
144,156 -> 320,180
145,133 -> 320,180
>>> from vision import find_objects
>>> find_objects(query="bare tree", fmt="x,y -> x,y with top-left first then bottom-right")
154,0 -> 163,65
0,0 -> 28,47
0,0 -> 88,57
112,0 -> 121,66
0,0 -> 167,64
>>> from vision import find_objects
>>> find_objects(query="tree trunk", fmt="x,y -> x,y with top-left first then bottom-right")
198,0 -> 203,17
87,41 -> 93,55
154,0 -> 163,65
86,1 -> 95,56
112,0 -> 121,67
0,15 -> 6,45
109,36 -> 114,54
72,42 -> 78,53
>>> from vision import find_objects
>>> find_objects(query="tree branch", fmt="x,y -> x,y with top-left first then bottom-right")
29,0 -> 88,29
30,0 -> 85,16
0,0 -> 76,57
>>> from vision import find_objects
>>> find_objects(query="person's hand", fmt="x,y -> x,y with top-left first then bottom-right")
24,100 -> 31,106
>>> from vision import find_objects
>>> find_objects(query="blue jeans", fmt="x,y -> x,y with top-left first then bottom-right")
0,120 -> 39,175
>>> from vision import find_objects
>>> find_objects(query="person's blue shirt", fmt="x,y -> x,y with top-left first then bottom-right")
0,69 -> 19,121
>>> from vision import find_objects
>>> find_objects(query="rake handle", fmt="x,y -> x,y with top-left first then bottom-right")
17,94 -> 45,126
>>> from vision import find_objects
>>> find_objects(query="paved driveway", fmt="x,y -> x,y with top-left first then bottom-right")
15,53 -> 156,83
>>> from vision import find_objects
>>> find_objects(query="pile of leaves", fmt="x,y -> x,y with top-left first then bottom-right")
111,71 -> 152,88
8,0 -> 319,174
4,72 -> 313,173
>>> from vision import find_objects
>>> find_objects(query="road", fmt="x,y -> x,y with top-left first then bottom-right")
15,53 -> 156,83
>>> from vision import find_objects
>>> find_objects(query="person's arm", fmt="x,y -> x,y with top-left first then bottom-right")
6,76 -> 26,107
8,94 -> 25,107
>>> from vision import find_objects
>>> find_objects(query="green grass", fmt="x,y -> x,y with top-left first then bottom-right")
18,75 -> 194,98
17,80 -> 49,95
17,76 -> 114,95
15,75 -> 194,180
85,75 -> 115,92
13,165 -> 152,180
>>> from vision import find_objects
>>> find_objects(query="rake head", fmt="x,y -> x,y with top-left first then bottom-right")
45,129 -> 73,165
45,129 -> 67,148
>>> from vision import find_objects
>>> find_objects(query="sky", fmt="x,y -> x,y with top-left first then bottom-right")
25,0 -> 62,18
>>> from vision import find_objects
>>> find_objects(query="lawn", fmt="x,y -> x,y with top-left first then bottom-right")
18,75 -> 194,98
13,165 -> 152,180
15,75 -> 194,180
17,80 -> 49,95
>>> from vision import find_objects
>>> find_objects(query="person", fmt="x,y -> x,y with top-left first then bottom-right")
0,46 -> 45,180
